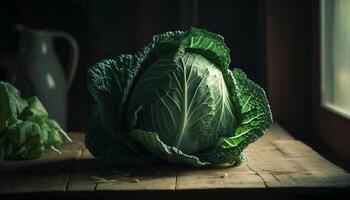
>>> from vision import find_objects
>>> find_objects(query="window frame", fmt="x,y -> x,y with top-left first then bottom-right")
319,0 -> 350,120
265,0 -> 350,166
311,0 -> 350,165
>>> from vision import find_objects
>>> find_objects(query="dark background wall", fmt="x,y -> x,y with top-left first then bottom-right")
0,0 -> 266,131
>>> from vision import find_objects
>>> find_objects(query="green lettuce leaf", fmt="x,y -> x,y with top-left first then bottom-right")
0,81 -> 67,164
0,82 -> 28,130
3,121 -> 44,161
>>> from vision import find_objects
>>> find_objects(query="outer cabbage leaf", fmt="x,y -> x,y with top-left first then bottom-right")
180,27 -> 231,71
86,31 -> 185,165
196,68 -> 273,165
130,129 -> 209,167
87,57 -> 141,153
85,106 -> 156,166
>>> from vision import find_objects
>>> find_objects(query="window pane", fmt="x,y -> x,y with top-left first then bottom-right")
321,0 -> 350,119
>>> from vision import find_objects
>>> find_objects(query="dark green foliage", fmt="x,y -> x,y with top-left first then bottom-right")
86,28 -> 272,167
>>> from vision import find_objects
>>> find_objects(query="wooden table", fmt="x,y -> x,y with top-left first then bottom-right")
1,123 -> 350,200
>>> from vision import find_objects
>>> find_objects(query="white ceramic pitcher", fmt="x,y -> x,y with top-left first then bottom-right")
15,25 -> 79,129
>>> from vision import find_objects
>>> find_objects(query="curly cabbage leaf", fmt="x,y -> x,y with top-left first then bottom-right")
86,27 -> 272,167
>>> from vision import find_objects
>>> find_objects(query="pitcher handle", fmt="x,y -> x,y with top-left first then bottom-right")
52,32 -> 79,90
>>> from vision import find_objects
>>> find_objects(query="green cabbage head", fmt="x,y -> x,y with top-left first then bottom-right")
86,27 -> 272,167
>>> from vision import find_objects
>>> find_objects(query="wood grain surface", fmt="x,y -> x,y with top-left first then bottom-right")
0,123 -> 349,200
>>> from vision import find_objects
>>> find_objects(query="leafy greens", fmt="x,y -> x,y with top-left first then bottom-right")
86,27 -> 272,167
0,81 -> 71,164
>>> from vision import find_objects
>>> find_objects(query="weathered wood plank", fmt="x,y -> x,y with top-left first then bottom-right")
245,137 -> 286,162
272,140 -> 322,158
67,149 -> 106,200
263,123 -> 294,142
176,163 -> 266,190
248,158 -> 350,188
247,137 -> 350,188
1,123 -> 350,199
0,174 -> 13,200
176,124 -> 350,191
94,165 -> 177,200
95,165 -> 177,191
0,133 -> 84,200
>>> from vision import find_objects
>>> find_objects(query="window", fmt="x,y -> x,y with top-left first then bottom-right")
321,0 -> 350,119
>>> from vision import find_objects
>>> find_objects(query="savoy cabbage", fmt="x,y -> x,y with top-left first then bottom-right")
85,27 -> 272,167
